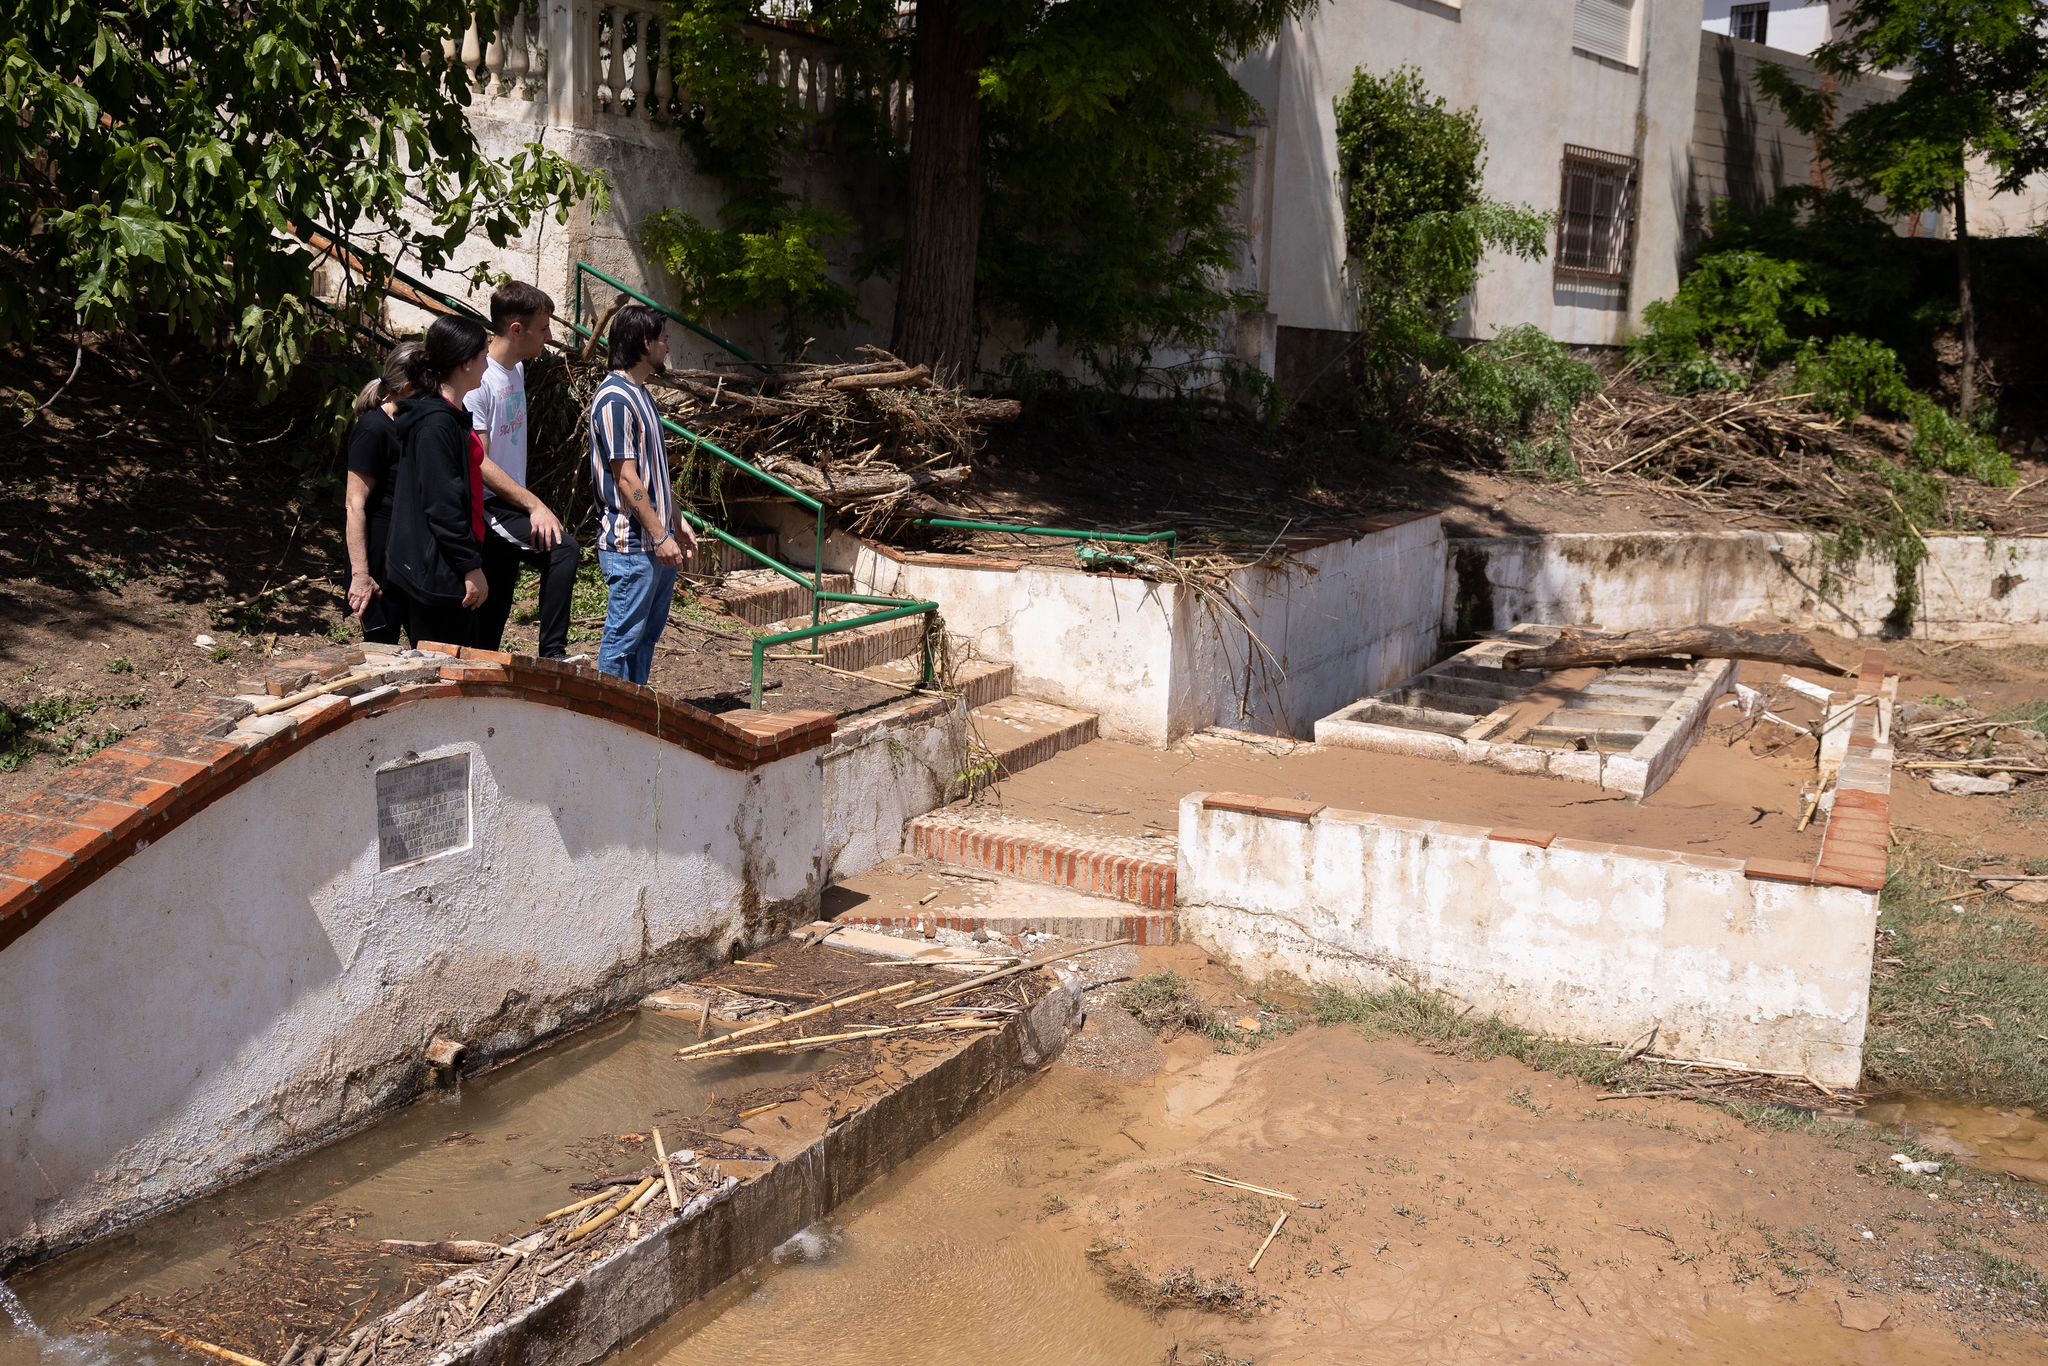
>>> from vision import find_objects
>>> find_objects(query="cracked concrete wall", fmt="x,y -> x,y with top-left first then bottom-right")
1447,531 -> 2048,643
1177,797 -> 1877,1085
0,698 -> 826,1271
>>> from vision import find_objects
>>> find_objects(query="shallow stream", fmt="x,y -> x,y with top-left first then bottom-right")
0,1010 -> 822,1365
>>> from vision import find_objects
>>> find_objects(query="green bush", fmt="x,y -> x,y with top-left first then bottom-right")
1792,335 -> 1913,418
642,204 -> 859,353
1634,249 -> 1828,381
1903,393 -> 2015,484
1433,325 -> 1600,475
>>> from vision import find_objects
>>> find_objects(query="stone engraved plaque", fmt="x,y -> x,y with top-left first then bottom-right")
376,754 -> 473,870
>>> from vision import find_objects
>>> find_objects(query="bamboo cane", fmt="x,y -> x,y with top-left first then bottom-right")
565,1177 -> 657,1242
674,978 -> 923,1058
160,1331 -> 270,1366
652,1128 -> 682,1212
541,1187 -> 621,1223
680,1018 -> 1002,1062
893,940 -> 1131,1012
1248,1212 -> 1289,1272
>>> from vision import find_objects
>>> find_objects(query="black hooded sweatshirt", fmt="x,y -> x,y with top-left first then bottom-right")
387,396 -> 483,606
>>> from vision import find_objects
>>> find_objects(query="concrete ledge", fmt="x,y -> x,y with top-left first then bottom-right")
372,979 -> 1083,1366
1177,791 -> 1880,1085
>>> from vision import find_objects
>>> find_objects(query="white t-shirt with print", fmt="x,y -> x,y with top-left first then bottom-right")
465,356 -> 529,488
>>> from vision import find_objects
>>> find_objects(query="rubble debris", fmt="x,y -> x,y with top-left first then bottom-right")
1500,625 -> 1847,676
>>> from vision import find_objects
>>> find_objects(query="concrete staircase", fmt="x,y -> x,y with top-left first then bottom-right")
708,557 -> 1166,945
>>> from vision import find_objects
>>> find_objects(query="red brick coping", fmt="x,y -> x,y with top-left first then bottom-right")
1195,647 -> 1894,895
0,644 -> 837,953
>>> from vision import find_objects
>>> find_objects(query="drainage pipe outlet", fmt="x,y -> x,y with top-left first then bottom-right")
426,1037 -> 469,1073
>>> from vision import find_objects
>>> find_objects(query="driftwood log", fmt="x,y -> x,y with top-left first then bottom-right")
1500,626 -> 1851,677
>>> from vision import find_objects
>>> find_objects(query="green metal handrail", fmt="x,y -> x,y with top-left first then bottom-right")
913,518 -> 1178,559
571,261 -> 769,373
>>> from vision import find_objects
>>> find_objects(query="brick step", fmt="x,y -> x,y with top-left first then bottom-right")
713,571 -> 856,628
761,610 -> 931,672
963,695 -> 1097,792
826,855 -> 1175,944
905,808 -> 1174,910
861,656 -> 1015,710
679,531 -> 783,584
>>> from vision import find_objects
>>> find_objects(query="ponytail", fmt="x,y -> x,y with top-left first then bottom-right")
352,340 -> 424,416
405,315 -> 489,396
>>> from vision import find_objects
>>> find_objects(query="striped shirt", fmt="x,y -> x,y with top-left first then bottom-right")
588,373 -> 674,554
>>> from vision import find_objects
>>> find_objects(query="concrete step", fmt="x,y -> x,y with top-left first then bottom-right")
863,655 -> 1015,710
714,571 -> 855,627
966,695 -> 1099,789
905,806 -> 1175,910
824,857 -> 1176,945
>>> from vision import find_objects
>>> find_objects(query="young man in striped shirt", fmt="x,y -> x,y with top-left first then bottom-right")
588,304 -> 697,684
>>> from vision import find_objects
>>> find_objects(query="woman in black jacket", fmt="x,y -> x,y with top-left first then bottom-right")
388,316 -> 493,648
343,341 -> 420,644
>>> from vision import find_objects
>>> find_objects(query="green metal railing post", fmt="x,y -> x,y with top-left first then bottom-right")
573,262 -> 768,373
911,519 -> 1178,559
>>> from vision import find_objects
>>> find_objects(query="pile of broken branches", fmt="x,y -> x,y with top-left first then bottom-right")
1570,373 -> 1944,535
1897,704 -> 2048,797
641,346 -> 1020,534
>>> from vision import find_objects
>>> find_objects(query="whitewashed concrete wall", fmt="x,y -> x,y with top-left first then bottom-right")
1448,532 -> 2048,643
1248,0 -> 1704,346
821,697 -> 970,884
856,517 -> 1445,745
1173,516 -> 1446,739
0,699 -> 825,1265
1177,797 -> 1877,1085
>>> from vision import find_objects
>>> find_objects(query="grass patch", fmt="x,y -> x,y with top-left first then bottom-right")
0,693 -> 114,772
1117,972 -> 1284,1051
1864,852 -> 2048,1108
1310,983 -> 1633,1087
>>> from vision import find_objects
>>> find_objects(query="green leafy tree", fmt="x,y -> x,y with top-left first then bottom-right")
1333,65 -> 1551,427
1,0 -> 604,393
654,0 -> 1309,381
1757,0 -> 2048,417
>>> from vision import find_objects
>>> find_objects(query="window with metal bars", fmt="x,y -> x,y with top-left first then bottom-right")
1731,3 -> 1770,44
1554,146 -> 1638,286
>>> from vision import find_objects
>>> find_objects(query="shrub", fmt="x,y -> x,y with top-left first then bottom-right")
1434,325 -> 1601,447
1634,249 -> 1828,380
1903,393 -> 2015,485
1792,335 -> 1913,419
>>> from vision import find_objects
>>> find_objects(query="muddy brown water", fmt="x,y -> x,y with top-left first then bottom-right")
0,1011 -> 823,1365
614,1063 -> 1215,1366
1862,1095 -> 2048,1186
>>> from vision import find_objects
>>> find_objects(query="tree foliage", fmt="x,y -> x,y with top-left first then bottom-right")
1756,0 -> 2048,413
1,0 -> 604,392
650,0 -> 1307,383
1332,65 -> 1552,428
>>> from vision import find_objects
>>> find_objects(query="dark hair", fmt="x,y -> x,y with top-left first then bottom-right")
403,316 -> 490,395
490,280 -> 554,333
608,304 -> 666,371
353,341 -> 421,416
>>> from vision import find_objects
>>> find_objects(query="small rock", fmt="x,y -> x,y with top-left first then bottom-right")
1929,771 -> 2015,797
1860,1229 -> 1876,1240
1836,1293 -> 1890,1332
194,634 -> 216,649
1896,701 -> 1953,725
1891,1153 -> 1943,1175
1234,1017 -> 1262,1034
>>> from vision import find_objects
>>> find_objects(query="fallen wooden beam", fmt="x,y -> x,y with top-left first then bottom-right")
1500,626 -> 1849,677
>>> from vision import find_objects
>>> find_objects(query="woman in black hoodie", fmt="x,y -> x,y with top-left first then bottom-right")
388,316 -> 492,648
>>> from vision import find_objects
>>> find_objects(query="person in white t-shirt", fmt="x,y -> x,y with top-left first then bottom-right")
466,281 -> 580,658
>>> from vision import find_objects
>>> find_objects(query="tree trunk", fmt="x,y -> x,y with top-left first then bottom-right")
890,0 -> 989,383
1498,626 -> 1850,677
1953,179 -> 1978,419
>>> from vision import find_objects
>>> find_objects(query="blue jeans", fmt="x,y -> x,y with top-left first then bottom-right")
597,550 -> 679,685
